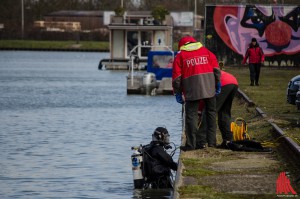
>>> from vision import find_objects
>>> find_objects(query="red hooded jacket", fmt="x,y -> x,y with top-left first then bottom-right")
220,71 -> 238,86
172,36 -> 220,101
242,43 -> 264,64
198,71 -> 238,112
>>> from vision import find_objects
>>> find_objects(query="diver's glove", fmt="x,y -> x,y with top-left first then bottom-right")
215,82 -> 221,95
175,93 -> 184,104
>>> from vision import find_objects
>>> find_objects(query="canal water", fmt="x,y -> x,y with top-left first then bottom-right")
0,51 -> 183,199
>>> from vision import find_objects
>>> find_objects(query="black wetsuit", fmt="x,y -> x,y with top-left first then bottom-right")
143,141 -> 177,189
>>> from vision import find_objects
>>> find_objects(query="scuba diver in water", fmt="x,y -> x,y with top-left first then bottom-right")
142,127 -> 178,189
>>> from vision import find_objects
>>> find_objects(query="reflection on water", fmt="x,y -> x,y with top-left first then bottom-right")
0,51 -> 182,199
133,188 -> 174,199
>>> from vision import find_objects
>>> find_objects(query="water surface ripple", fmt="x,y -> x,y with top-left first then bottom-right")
0,51 -> 182,199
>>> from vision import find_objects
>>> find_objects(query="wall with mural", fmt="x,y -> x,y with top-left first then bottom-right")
205,5 -> 300,67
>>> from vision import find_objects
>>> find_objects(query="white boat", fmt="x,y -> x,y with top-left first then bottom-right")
98,11 -> 173,70
127,45 -> 175,95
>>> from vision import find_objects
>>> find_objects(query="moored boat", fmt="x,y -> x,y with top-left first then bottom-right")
127,47 -> 176,95
98,11 -> 173,70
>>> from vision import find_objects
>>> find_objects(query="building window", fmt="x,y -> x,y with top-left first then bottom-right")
127,31 -> 138,57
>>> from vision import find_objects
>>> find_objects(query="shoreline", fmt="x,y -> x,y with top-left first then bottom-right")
174,88 -> 300,198
0,47 -> 109,52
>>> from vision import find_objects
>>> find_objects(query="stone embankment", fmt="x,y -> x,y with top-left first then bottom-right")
174,89 -> 300,199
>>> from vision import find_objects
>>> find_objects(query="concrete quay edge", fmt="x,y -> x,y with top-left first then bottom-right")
173,88 -> 300,199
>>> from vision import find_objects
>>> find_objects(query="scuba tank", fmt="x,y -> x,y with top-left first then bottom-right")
131,145 -> 144,189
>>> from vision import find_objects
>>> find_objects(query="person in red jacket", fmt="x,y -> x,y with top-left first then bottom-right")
197,71 -> 238,149
242,38 -> 264,86
172,36 -> 221,151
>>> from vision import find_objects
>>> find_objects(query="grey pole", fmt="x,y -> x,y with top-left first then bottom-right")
21,0 -> 24,39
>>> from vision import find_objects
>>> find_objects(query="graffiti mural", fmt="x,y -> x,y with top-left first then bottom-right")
205,5 -> 300,67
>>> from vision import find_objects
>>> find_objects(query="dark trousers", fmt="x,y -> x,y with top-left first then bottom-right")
186,96 -> 216,149
197,84 -> 237,145
249,63 -> 261,84
217,84 -> 238,141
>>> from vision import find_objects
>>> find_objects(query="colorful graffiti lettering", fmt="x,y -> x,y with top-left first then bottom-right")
213,5 -> 300,57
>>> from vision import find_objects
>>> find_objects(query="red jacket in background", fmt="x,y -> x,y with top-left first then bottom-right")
242,44 -> 264,64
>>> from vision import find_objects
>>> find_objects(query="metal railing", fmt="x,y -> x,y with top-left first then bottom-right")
129,44 -> 174,87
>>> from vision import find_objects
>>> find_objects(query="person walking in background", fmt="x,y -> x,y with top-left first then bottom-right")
242,38 -> 264,86
172,36 -> 221,151
197,71 -> 238,149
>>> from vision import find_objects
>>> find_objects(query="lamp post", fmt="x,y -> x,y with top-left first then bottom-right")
21,0 -> 24,39
194,0 -> 197,30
